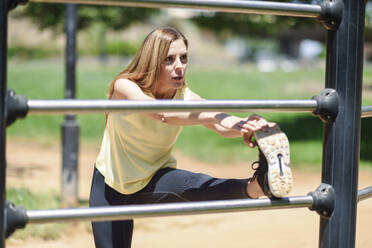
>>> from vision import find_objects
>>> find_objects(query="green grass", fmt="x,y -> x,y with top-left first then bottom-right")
6,187 -> 64,240
6,60 -> 372,168
187,67 -> 325,99
6,187 -> 91,240
8,46 -> 61,60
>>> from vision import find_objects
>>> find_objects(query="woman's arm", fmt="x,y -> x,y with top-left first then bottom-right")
113,79 -> 243,128
113,79 -> 268,141
186,90 -> 270,139
205,114 -> 275,148
204,122 -> 243,138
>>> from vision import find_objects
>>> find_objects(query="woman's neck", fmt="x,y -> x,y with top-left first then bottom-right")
154,88 -> 177,99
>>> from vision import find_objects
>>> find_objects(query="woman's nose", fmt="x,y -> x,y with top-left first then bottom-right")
174,58 -> 183,69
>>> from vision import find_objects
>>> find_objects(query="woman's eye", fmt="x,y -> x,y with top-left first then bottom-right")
181,55 -> 188,61
165,56 -> 173,63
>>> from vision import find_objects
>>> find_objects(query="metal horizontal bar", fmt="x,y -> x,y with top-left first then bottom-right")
361,105 -> 372,118
29,0 -> 322,18
27,99 -> 318,115
27,196 -> 313,224
358,186 -> 372,202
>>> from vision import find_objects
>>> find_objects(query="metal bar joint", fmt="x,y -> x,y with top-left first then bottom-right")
317,0 -> 343,30
3,200 -> 28,238
5,89 -> 28,127
312,88 -> 339,123
308,183 -> 335,219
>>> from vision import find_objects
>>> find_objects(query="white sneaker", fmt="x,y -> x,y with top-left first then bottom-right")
254,125 -> 293,198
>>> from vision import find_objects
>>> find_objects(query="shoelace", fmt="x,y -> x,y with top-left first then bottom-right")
251,161 -> 260,171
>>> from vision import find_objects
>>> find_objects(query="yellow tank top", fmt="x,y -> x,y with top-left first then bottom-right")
95,86 -> 191,194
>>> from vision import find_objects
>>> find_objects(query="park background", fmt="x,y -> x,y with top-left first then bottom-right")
4,1 -> 372,247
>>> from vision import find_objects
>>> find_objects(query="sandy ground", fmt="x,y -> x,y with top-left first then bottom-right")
4,138 -> 372,248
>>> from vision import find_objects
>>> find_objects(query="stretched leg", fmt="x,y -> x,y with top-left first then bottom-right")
126,167 -> 254,204
89,168 -> 133,248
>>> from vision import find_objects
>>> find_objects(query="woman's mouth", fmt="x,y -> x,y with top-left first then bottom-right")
172,76 -> 183,81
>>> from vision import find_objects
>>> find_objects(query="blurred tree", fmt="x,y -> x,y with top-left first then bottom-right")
16,3 -> 159,59
191,0 -> 372,58
366,1 -> 372,41
190,0 -> 322,39
190,0 -> 324,59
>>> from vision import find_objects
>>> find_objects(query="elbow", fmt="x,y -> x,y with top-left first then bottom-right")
158,114 -> 176,125
160,115 -> 167,123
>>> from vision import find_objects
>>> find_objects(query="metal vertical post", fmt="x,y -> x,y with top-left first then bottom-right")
0,0 -> 7,246
61,3 -> 79,208
320,1 -> 365,248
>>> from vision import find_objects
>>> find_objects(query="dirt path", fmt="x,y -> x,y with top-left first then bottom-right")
5,138 -> 372,248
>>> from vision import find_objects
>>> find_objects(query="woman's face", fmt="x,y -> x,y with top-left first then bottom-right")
156,39 -> 188,98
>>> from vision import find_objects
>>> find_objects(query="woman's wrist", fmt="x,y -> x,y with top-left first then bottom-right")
214,113 -> 230,125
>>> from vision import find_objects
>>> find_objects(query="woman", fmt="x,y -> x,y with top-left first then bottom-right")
89,27 -> 292,248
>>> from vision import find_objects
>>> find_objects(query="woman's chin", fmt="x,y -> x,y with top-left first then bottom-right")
172,80 -> 185,88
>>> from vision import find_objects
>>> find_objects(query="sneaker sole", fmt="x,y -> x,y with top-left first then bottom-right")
254,125 -> 293,198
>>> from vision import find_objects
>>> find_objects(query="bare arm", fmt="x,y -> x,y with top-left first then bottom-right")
113,79 -> 235,127
112,79 -> 269,147
186,90 -> 265,138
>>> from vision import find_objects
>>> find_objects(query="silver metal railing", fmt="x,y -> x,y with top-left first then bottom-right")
362,105 -> 372,118
29,0 -> 322,18
27,196 -> 313,224
358,186 -> 372,202
23,186 -> 372,224
27,99 -> 318,115
27,99 -> 372,118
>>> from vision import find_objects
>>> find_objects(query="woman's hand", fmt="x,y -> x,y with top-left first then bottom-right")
241,114 -> 276,148
215,113 -> 273,143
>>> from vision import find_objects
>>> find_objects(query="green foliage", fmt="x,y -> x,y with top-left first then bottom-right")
79,40 -> 140,56
7,187 -> 59,210
8,45 -> 60,59
105,40 -> 139,56
14,4 -> 158,59
366,2 -> 372,29
78,6 -> 158,31
16,3 -> 159,33
15,4 -> 66,32
191,0 -> 372,43
190,0 -> 321,40
7,41 -> 139,59
192,14 -> 295,39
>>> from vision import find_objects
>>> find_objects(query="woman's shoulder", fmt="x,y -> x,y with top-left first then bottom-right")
182,85 -> 203,100
113,78 -> 153,100
115,78 -> 139,90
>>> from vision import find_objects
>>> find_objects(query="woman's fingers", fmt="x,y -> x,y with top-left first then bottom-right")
224,114 -> 278,140
240,114 -> 280,148
242,132 -> 256,148
243,123 -> 260,132
242,119 -> 268,132
241,114 -> 279,132
247,114 -> 265,122
267,121 -> 277,128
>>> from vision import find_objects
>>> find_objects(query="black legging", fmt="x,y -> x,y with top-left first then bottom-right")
89,167 -> 250,248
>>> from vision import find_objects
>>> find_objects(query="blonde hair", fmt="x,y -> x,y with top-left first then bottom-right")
108,27 -> 188,99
